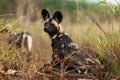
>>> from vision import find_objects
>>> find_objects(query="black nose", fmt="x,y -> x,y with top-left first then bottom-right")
44,27 -> 48,32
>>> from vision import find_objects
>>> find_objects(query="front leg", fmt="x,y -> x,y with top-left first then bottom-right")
51,54 -> 61,69
39,54 -> 61,74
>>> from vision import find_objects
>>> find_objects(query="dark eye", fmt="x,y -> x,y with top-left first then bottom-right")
44,23 -> 47,26
44,23 -> 48,27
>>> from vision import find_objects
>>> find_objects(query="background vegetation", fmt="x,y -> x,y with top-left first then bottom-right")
0,0 -> 120,79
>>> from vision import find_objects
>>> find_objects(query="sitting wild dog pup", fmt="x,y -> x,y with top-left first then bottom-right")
40,9 -> 102,75
8,31 -> 32,52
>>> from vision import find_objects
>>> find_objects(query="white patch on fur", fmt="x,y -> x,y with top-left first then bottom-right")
44,18 -> 50,23
68,42 -> 79,50
6,69 -> 18,75
84,69 -> 88,74
22,33 -> 27,43
61,44 -> 64,48
77,69 -> 81,74
27,35 -> 32,52
64,33 -> 68,36
22,32 -> 32,52
51,34 -> 57,39
58,34 -> 63,37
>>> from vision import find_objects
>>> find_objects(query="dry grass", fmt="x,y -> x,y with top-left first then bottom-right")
0,4 -> 120,79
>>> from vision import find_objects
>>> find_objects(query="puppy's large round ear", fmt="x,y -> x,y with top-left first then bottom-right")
41,9 -> 50,21
53,11 -> 63,23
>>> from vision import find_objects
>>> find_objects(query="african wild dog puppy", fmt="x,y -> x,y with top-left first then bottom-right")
8,31 -> 32,52
41,9 -> 102,74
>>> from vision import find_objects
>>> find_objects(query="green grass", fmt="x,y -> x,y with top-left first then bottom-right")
96,32 -> 120,77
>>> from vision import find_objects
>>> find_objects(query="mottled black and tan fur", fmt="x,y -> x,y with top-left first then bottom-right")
8,31 -> 32,52
41,9 -> 102,75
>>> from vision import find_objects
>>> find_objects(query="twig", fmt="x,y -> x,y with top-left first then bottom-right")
79,8 -> 108,37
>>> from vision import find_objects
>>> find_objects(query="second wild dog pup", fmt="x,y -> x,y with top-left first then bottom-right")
41,9 -> 102,74
8,31 -> 32,52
